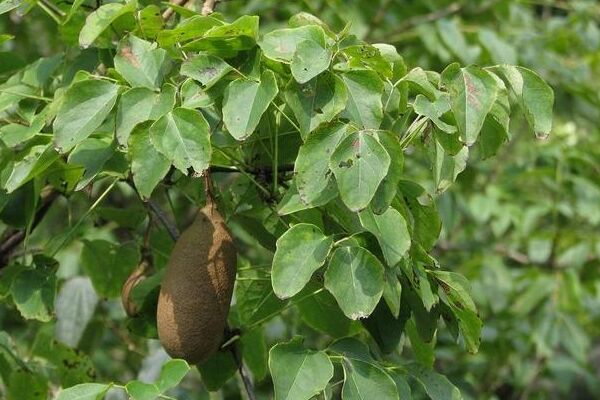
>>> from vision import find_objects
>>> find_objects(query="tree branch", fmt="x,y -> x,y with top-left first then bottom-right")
162,0 -> 190,21
201,0 -> 218,16
0,189 -> 60,268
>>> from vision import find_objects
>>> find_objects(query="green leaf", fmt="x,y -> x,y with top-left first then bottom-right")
260,25 -> 326,62
56,383 -> 111,400
371,131 -> 403,214
295,284 -> 362,338
272,223 -> 333,299
53,79 -> 119,153
269,338 -> 334,400
236,262 -> 287,326
324,246 -> 384,319
436,19 -> 480,64
429,139 -> 469,194
341,358 -> 399,400
156,359 -> 190,392
277,179 -> 337,215
291,39 -> 332,84
78,0 -> 137,48
285,72 -> 347,138
128,123 -> 171,200
431,271 -> 481,353
182,15 -> 259,56
180,54 -> 233,89
197,351 -> 237,391
10,267 -> 56,322
116,84 -> 176,146
359,207 -> 410,267
413,94 -> 456,133
330,130 -> 390,211
81,240 -> 139,298
8,368 -> 48,400
0,0 -> 21,15
125,381 -> 160,400
441,64 -> 498,146
67,138 -> 115,191
398,181 -> 441,251
114,35 -> 170,90
401,67 -> 442,100
137,5 -> 163,40
222,70 -> 278,140
362,301 -> 407,353
5,144 -> 60,193
55,277 -> 98,348
295,123 -> 347,203
490,65 -> 554,138
405,363 -> 462,400
157,15 -> 223,47
149,107 -> 211,173
241,328 -> 269,381
22,55 -> 62,88
342,70 -> 384,129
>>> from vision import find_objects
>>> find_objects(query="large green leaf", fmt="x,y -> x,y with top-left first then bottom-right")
342,70 -> 384,129
330,130 -> 390,211
149,107 -> 211,173
291,38 -> 332,84
441,64 -> 498,146
341,358 -> 399,400
324,246 -> 384,319
222,70 -> 278,140
56,383 -> 111,400
81,240 -> 139,298
180,54 -> 233,89
114,35 -> 170,90
10,267 -> 56,322
115,84 -> 176,146
272,223 -> 333,299
295,284 -> 362,338
260,25 -> 326,62
371,131 -> 404,214
359,207 -> 411,267
4,144 -> 60,193
182,15 -> 259,56
295,123 -> 347,204
79,0 -> 137,48
269,339 -> 333,400
431,271 -> 481,353
405,363 -> 462,400
285,72 -> 347,138
67,138 -> 115,191
156,359 -> 190,392
129,122 -> 171,200
53,79 -> 119,153
490,65 -> 554,138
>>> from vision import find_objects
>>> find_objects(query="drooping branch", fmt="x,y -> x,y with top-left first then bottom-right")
0,188 -> 60,268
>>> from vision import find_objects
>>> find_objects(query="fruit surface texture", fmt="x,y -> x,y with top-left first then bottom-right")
157,201 -> 237,364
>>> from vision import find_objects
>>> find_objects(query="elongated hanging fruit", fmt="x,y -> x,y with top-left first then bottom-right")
121,261 -> 149,317
156,199 -> 237,364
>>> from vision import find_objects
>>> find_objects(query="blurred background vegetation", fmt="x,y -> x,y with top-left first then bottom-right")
2,0 -> 600,399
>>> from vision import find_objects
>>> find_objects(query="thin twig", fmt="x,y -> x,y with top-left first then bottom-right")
162,0 -> 190,21
201,0 -> 218,16
147,200 -> 180,241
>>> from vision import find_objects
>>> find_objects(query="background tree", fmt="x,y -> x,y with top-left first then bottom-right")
0,1 -> 597,399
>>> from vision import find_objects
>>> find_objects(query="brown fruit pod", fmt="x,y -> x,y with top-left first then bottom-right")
156,199 -> 237,364
121,261 -> 149,317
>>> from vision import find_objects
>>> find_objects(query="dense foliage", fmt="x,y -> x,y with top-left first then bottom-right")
0,0 -> 597,399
